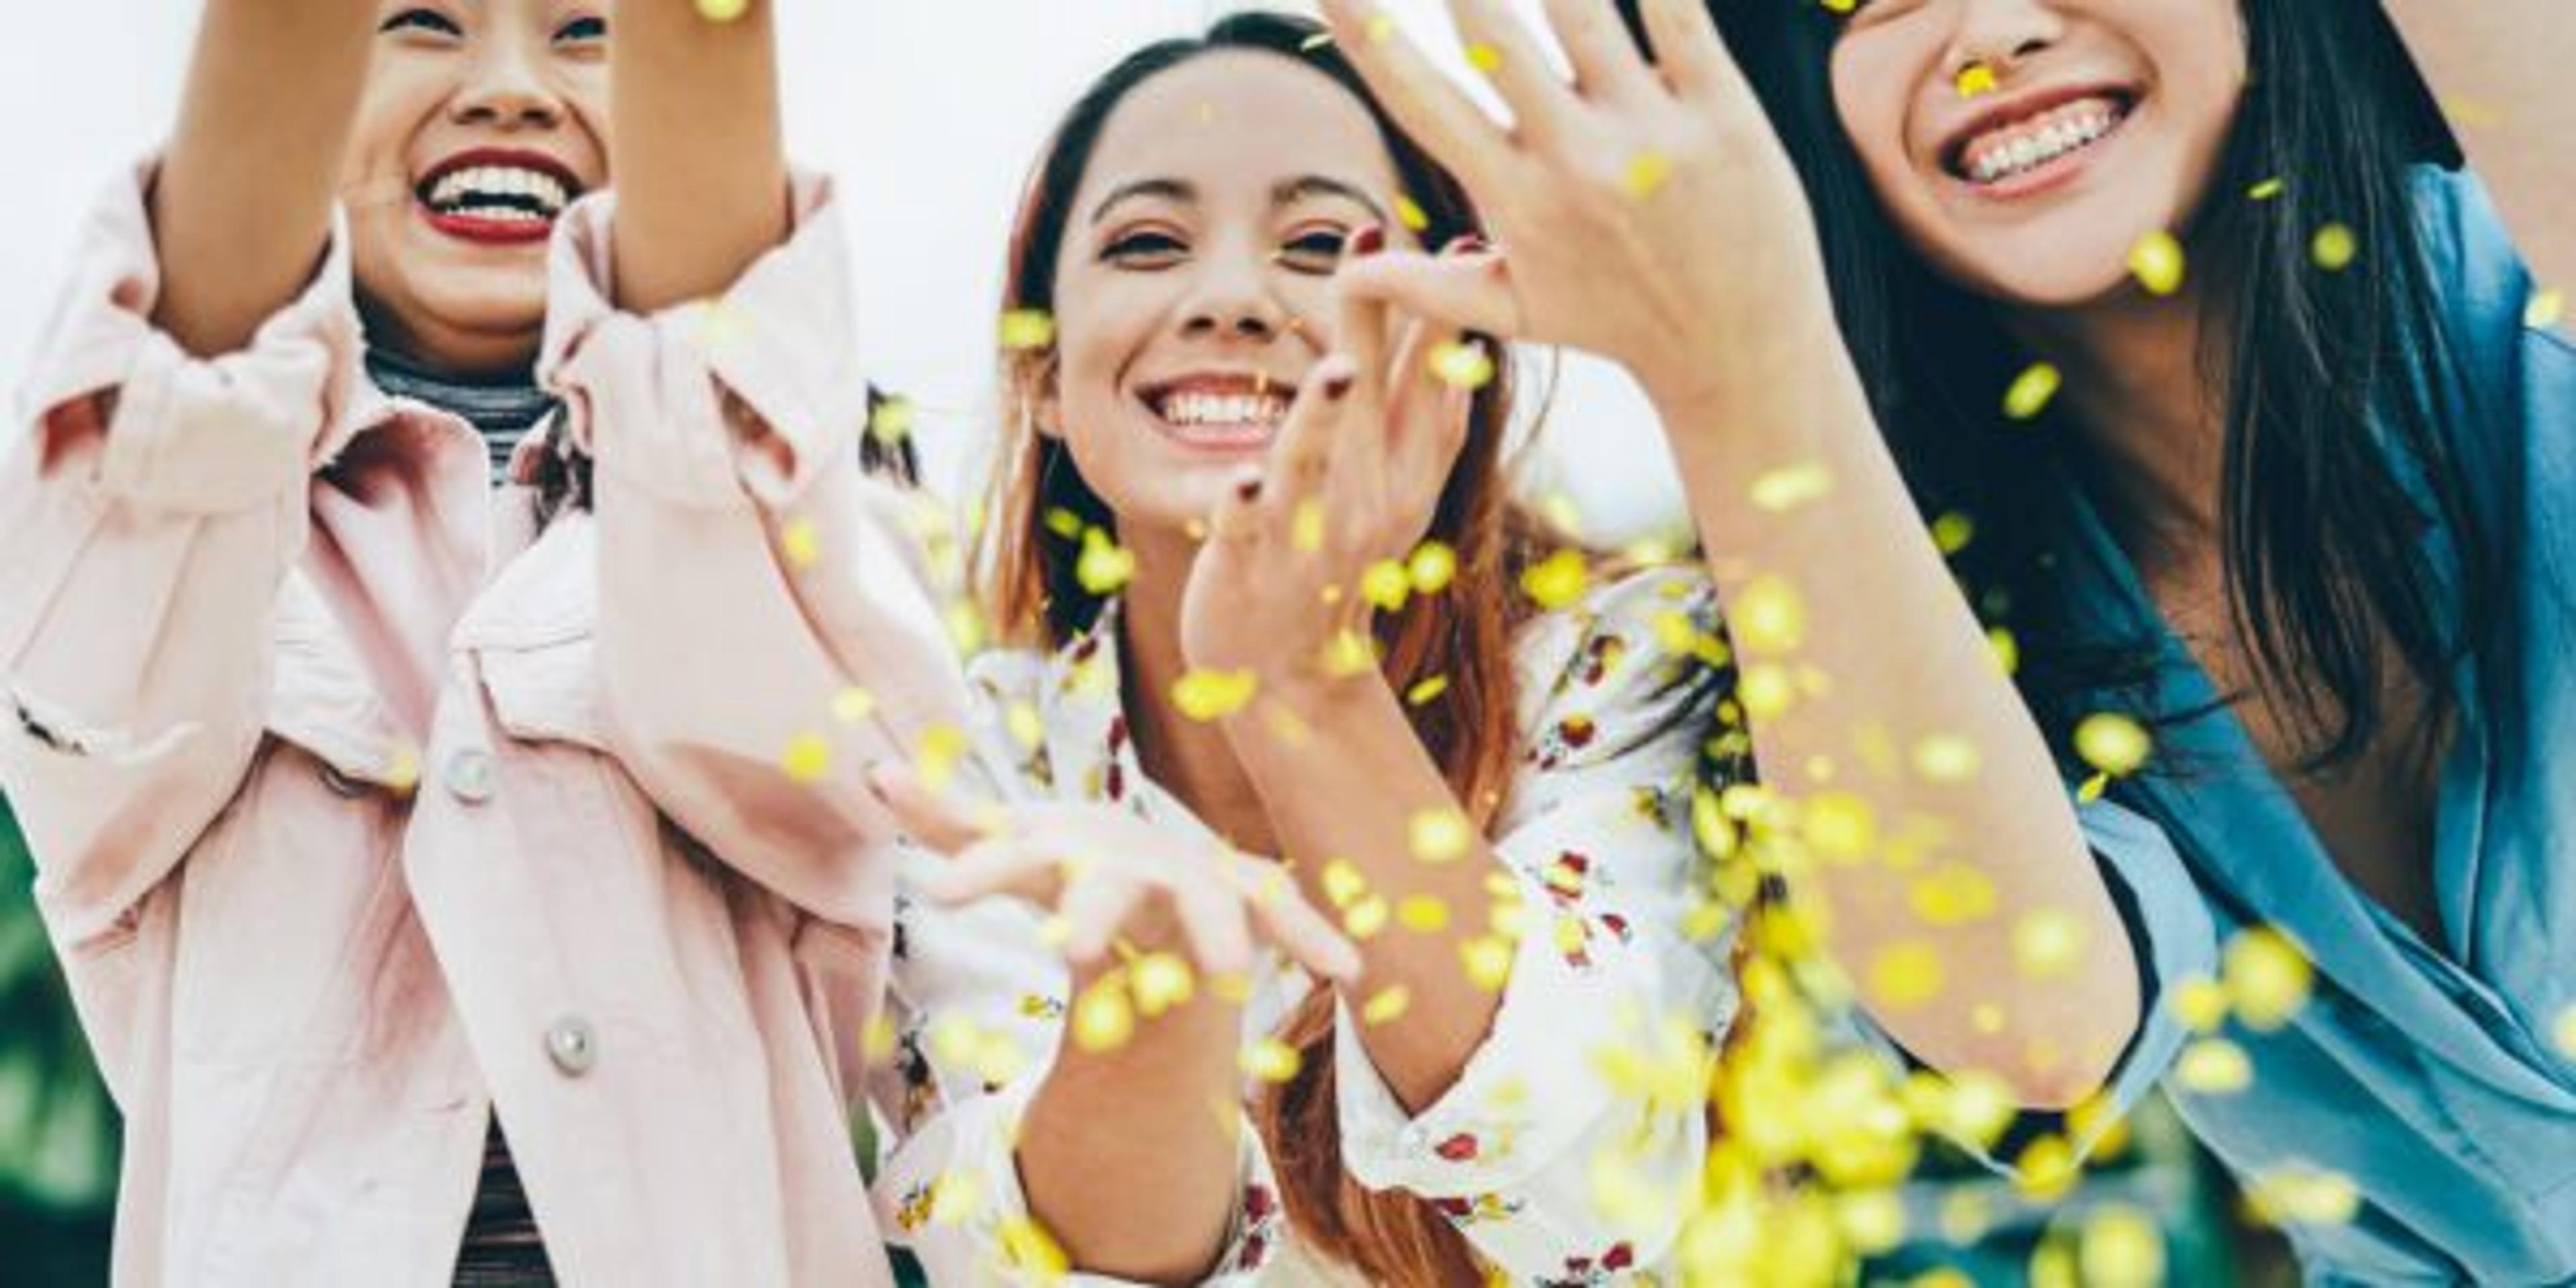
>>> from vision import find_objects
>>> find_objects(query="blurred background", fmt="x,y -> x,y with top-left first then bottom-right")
0,3 -> 2281,1283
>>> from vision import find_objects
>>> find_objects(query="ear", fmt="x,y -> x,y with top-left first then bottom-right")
1022,351 -> 1066,441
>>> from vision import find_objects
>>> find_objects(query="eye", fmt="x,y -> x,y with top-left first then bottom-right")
555,13 -> 608,45
380,7 -> 462,38
1275,227 -> 1351,275
1102,229 -> 1187,269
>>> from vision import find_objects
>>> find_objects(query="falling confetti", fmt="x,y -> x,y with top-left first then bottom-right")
1071,979 -> 1136,1053
781,732 -> 831,785
1464,40 -> 1503,74
1361,559 -> 1412,611
2074,712 -> 2153,777
1428,339 -> 1497,390
1075,527 -> 1135,595
2529,289 -> 2566,331
1395,194 -> 1431,233
1521,549 -> 1591,611
2249,177 -> 2286,201
1405,675 -> 1451,706
1241,1037 -> 1303,1083
1130,953 -> 1195,1016
2311,222 -> 2359,271
2004,361 -> 2062,420
1172,669 -> 1258,721
2174,1038 -> 2253,1093
1409,808 -> 1473,863
2078,1205 -> 2166,1288
2128,230 -> 2186,296
1751,462 -> 1835,513
1954,62 -> 1998,99
1000,309 -> 1056,351
1407,541 -> 1458,594
695,0 -> 750,21
1624,151 -> 1676,201
2222,926 -> 2313,1030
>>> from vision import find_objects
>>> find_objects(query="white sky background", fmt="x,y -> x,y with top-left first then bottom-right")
0,1 -> 1686,541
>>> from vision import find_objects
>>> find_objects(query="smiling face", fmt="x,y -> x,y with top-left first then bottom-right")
1828,0 -> 2246,307
343,0 -> 611,377
1039,51 -> 1408,542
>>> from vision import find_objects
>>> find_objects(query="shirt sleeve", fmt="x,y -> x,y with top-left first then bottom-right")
1330,566 -> 1737,1281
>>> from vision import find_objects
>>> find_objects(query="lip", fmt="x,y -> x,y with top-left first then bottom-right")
414,147 -> 585,248
1936,81 -> 2139,191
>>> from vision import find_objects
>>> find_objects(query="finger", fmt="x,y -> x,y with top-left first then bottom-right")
1206,466 -> 1269,545
1640,0 -> 1745,105
1539,0 -> 1660,104
1059,873 -> 1148,967
922,835 -> 1065,906
1266,354 -> 1363,509
1334,250 -> 1521,339
1234,861 -> 1366,984
1447,0 -> 1579,152
867,762 -> 996,854
1319,0 -> 1515,191
1336,231 -> 1395,409
1169,879 -> 1257,980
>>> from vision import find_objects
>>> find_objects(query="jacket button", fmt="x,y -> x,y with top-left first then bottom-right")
445,749 -> 496,804
545,1016 -> 598,1077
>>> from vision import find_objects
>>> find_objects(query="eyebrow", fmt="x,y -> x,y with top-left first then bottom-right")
1088,176 -> 1391,227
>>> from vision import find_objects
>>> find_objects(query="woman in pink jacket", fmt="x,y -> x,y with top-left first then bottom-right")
0,1 -> 962,1282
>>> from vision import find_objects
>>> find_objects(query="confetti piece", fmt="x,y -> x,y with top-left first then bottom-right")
831,688 -> 877,723
1409,808 -> 1473,863
1000,309 -> 1056,351
1130,953 -> 1195,1016
1071,981 -> 1136,1053
1913,733 -> 1982,783
1930,511 -> 1978,555
2079,1205 -> 2165,1288
1320,859 -> 1368,909
1803,792 -> 1878,860
2004,362 -> 2061,420
944,600 -> 985,655
1395,194 -> 1430,233
1460,936 -> 1514,991
2247,1167 -> 2362,1226
1361,985 -> 1411,1024
2014,1136 -> 2080,1203
2528,289 -> 2566,331
1365,9 -> 1398,43
1405,675 -> 1450,706
384,745 -> 421,795
2174,1038 -> 2253,1093
2128,230 -> 2186,296
1428,339 -> 1497,390
2556,1006 -> 2576,1059
1624,151 -> 1675,201
1360,559 -> 1412,611
916,723 -> 970,790
868,395 -> 916,445
1407,541 -> 1458,594
928,1172 -> 983,1225
781,733 -> 831,785
1042,507 -> 1084,539
1520,549 -> 1591,611
1397,895 -> 1451,932
1464,40 -> 1503,74
1075,528 -> 1134,595
1837,1189 -> 1907,1253
1868,941 -> 1946,1009
695,0 -> 750,21
1322,628 -> 1377,677
2170,975 -> 2230,1033
1731,575 -> 1808,656
2222,926 -> 2312,1030
2310,222 -> 2358,271
1344,895 -> 1391,938
780,517 -> 821,568
2012,908 -> 2089,979
1909,863 -> 1998,926
1241,1037 -> 1303,1083
1988,626 -> 2022,676
1954,62 -> 1998,99
2249,177 -> 2286,201
998,1216 -> 1070,1281
1750,461 -> 1835,513
1004,701 -> 1044,751
2074,712 -> 2152,777
1171,669 -> 1257,721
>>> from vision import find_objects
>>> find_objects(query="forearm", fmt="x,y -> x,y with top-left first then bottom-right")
1651,317 -> 2137,1105
1019,986 -> 1244,1281
1226,680 -> 1502,1112
153,0 -> 374,356
2383,0 -> 2576,296
608,0 -> 790,311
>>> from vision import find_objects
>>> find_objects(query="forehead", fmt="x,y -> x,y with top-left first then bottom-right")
1075,50 -> 1399,211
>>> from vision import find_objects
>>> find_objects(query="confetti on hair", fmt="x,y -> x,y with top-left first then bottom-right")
1953,62 -> 1998,99
1042,507 -> 1084,539
2249,177 -> 2286,201
1172,669 -> 1258,721
2222,926 -> 2312,1030
1241,1037 -> 1303,1083
2127,230 -> 2186,296
1428,339 -> 1497,390
1000,309 -> 1056,351
781,733 -> 831,785
1624,151 -> 1676,201
2310,222 -> 2358,271
2003,361 -> 2061,420
1407,541 -> 1458,594
1395,194 -> 1431,233
1405,675 -> 1451,706
1520,549 -> 1591,611
2528,288 -> 2566,331
1750,461 -> 1834,513
1409,808 -> 1473,863
1075,527 -> 1136,595
1362,985 -> 1412,1024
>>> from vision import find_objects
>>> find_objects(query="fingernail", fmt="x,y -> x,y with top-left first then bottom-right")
1347,223 -> 1386,258
1446,232 -> 1491,256
1322,372 -> 1356,400
1236,474 -> 1265,502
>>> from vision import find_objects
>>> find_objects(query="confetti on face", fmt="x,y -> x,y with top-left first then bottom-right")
1953,62 -> 1998,99
1075,527 -> 1135,596
1241,1037 -> 1303,1083
1750,461 -> 1835,513
2003,361 -> 2062,420
1000,309 -> 1057,351
2074,712 -> 2152,777
2127,230 -> 2187,297
1521,549 -> 1591,611
1172,669 -> 1258,721
2222,926 -> 2312,1030
781,732 -> 831,784
1428,339 -> 1497,390
2310,223 -> 2358,272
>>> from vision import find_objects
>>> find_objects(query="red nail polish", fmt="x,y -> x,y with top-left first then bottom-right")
1236,475 -> 1265,502
1348,223 -> 1386,258
1322,372 -> 1356,400
1447,232 -> 1491,256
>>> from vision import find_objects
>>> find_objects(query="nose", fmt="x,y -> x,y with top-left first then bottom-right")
450,26 -> 566,129
1947,0 -> 2064,79
1176,248 -> 1287,342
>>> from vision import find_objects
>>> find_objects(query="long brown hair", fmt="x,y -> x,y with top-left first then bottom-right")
977,13 -> 1525,1282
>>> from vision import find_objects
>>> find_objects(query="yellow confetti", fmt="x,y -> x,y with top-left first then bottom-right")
1042,507 -> 1085,539
1520,549 -> 1590,611
1004,701 -> 1044,751
1954,61 -> 1998,98
831,688 -> 877,724
780,517 -> 821,568
1360,559 -> 1412,611
1623,151 -> 1675,201
1428,339 -> 1497,390
2174,1038 -> 2253,1093
1322,627 -> 1377,678
2311,222 -> 2359,272
1464,40 -> 1503,74
2249,177 -> 2286,201
1320,858 -> 1368,909
781,733 -> 831,785
1988,625 -> 2022,676
2170,975 -> 2231,1033
1750,461 -> 1835,513
1070,980 -> 1136,1053
1290,498 -> 1326,553
1397,895 -> 1451,932
1912,733 -> 1983,783
1365,9 -> 1397,43
1930,511 -> 1978,555
1361,985 -> 1411,1024
1407,541 -> 1458,594
1409,808 -> 1473,863
1868,941 -> 1947,1009
1130,953 -> 1195,1016
943,600 -> 986,655
2003,361 -> 2062,420
1395,194 -> 1430,233
1731,574 -> 1808,656
1075,527 -> 1134,596
1241,1037 -> 1303,1083
2247,1167 -> 2362,1226
2128,229 -> 2186,296
928,1171 -> 983,1225
2555,1005 -> 2576,1058
1405,675 -> 1451,706
2223,926 -> 2312,1030
383,744 -> 421,796
1000,308 -> 1056,351
1909,863 -> 1998,926
1171,669 -> 1257,722
2012,908 -> 2089,979
1344,895 -> 1391,939
1460,935 -> 1514,991
2015,1135 -> 2082,1203
868,395 -> 916,445
1803,791 -> 1878,860
695,0 -> 750,21
915,723 -> 970,790
2074,712 -> 2153,777
998,1216 -> 1070,1282
2078,1204 -> 2165,1288
2528,289 -> 2566,331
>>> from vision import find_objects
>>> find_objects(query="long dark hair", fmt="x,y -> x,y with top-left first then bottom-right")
1661,0 -> 2496,771
977,12 -> 1508,1283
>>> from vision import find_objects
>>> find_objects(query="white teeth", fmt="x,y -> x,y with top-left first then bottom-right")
425,163 -> 571,217
1962,101 -> 2124,186
1160,388 -> 1289,429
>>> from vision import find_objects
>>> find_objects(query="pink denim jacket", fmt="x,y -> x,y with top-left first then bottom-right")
0,164 -> 971,1285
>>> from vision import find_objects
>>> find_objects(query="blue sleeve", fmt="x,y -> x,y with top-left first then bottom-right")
2408,166 -> 2576,458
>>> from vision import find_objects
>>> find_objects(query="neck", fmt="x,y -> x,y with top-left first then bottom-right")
359,299 -> 542,385
2012,284 -> 2230,572
1117,532 -> 1278,856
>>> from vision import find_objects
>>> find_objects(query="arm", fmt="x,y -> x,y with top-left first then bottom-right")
2382,0 -> 2576,298
608,0 -> 789,311
152,0 -> 374,356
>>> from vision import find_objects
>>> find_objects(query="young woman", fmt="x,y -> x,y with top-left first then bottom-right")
862,9 -> 2206,1284
0,1 -> 959,1281
1328,0 -> 2571,1279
